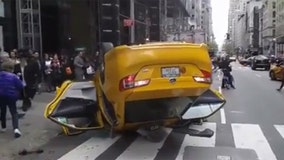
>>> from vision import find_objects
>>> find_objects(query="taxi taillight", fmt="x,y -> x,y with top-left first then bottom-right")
119,74 -> 150,91
193,70 -> 212,84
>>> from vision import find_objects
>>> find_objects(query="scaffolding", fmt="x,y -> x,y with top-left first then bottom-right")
16,0 -> 42,55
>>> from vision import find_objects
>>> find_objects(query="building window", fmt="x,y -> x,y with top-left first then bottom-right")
0,1 -> 4,17
273,29 -> 275,36
273,11 -> 276,18
273,2 -> 276,9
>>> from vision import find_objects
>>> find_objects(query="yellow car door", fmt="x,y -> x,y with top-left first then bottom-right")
44,80 -> 105,135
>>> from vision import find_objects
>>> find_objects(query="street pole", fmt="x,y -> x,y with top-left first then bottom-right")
130,0 -> 135,43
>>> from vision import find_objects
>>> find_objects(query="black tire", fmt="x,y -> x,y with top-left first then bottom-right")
270,71 -> 276,80
251,65 -> 256,70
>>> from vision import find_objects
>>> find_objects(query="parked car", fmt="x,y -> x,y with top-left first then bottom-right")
251,55 -> 270,70
269,58 -> 284,80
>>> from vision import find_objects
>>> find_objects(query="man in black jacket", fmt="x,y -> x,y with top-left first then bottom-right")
218,55 -> 235,89
22,54 -> 40,111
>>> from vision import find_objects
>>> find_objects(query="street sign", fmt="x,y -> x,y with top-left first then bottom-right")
123,19 -> 134,27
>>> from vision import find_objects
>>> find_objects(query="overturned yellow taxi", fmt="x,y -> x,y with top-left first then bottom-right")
44,42 -> 226,137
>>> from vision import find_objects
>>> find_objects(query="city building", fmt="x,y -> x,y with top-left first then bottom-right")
201,0 -> 213,42
228,0 -> 239,46
165,0 -> 214,44
260,0 -> 276,55
0,0 -> 17,52
245,0 -> 262,53
0,0 -> 191,55
229,0 -> 263,56
229,0 -> 247,54
275,0 -> 284,57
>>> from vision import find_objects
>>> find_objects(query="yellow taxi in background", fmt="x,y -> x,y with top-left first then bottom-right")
44,42 -> 226,137
269,58 -> 284,80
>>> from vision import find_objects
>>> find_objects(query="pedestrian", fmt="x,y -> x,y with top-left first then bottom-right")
22,54 -> 40,111
43,53 -> 53,92
74,51 -> 88,81
277,65 -> 284,92
0,59 -> 23,138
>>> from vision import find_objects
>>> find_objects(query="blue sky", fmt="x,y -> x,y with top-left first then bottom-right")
211,0 -> 230,47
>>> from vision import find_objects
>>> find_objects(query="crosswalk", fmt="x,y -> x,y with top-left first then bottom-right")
57,123 -> 284,160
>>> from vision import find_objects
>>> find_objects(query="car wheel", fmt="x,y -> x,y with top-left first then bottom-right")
270,71 -> 276,80
251,65 -> 256,70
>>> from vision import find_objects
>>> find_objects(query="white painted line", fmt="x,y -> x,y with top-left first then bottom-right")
176,123 -> 217,160
230,111 -> 244,114
220,109 -> 226,124
58,136 -> 121,160
232,124 -> 277,160
116,128 -> 172,160
255,74 -> 261,77
274,125 -> 284,139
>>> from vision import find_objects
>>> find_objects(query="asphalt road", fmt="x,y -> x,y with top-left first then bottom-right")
13,62 -> 284,160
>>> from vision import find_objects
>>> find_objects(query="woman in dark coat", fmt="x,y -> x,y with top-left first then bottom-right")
22,55 -> 40,111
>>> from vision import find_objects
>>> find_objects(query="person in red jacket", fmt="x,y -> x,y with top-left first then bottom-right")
0,59 -> 24,138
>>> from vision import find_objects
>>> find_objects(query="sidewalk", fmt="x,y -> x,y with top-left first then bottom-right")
0,92 -> 62,160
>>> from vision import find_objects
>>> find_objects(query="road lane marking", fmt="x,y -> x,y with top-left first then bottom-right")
175,123 -> 217,160
232,124 -> 277,160
255,74 -> 261,77
218,86 -> 222,94
230,111 -> 244,114
58,135 -> 121,160
218,85 -> 226,124
220,109 -> 226,124
274,125 -> 284,139
116,128 -> 172,160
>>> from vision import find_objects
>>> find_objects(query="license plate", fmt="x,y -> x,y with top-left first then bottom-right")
161,67 -> 180,77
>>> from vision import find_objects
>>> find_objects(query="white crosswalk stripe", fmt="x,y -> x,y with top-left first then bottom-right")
274,125 -> 284,139
232,123 -> 277,160
116,128 -> 172,160
175,123 -> 216,160
58,123 -> 284,160
58,135 -> 121,160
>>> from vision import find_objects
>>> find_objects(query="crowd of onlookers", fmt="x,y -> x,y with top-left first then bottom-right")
0,47 -> 96,138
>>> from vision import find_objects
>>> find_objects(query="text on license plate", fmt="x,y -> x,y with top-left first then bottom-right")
161,67 -> 180,77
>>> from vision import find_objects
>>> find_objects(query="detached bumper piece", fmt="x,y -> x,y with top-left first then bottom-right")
173,127 -> 214,138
